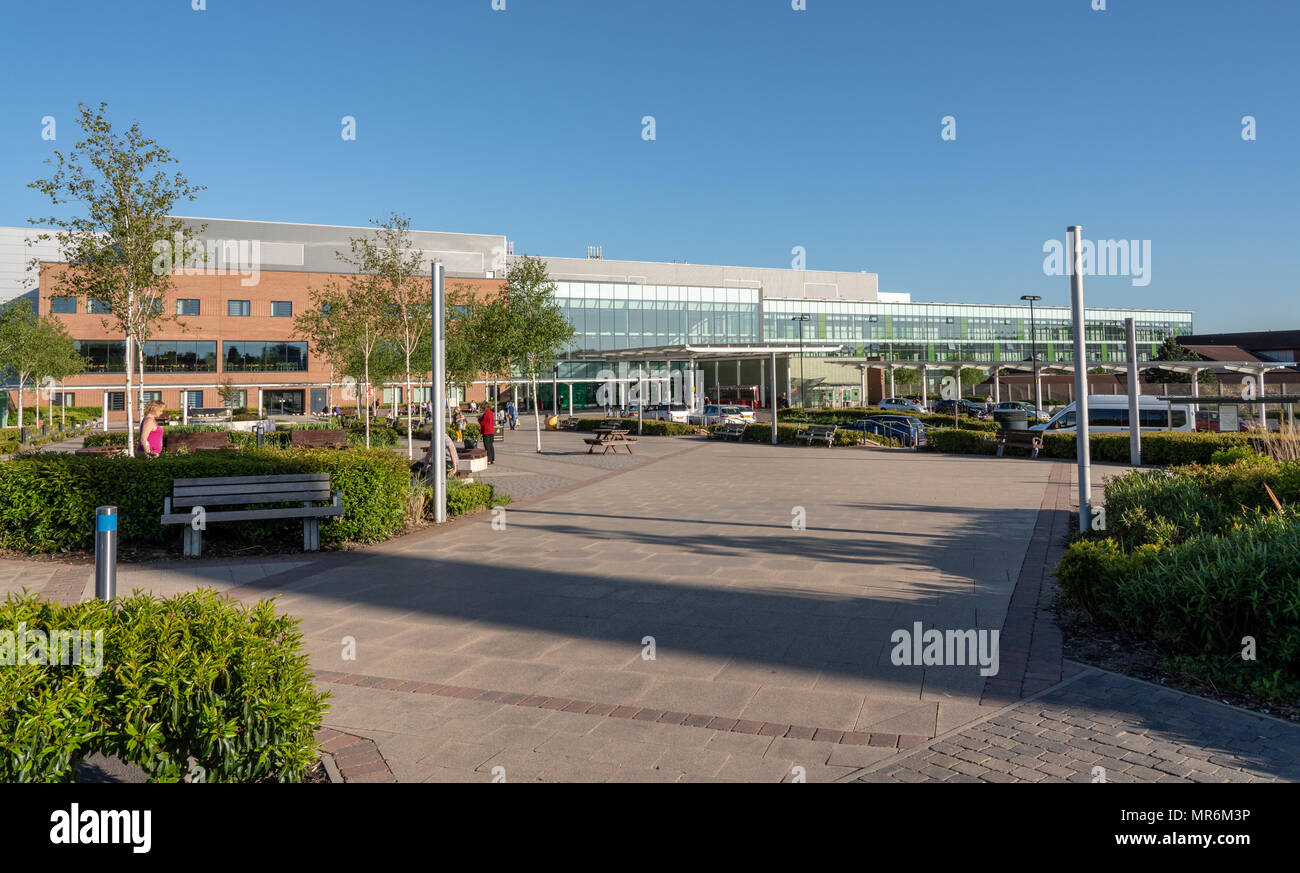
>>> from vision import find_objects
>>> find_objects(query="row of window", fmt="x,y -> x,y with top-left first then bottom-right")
50,298 -> 294,318
74,340 -> 308,373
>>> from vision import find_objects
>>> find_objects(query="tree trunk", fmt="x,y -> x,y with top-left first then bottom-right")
16,377 -> 23,433
533,373 -> 542,452
125,332 -> 135,457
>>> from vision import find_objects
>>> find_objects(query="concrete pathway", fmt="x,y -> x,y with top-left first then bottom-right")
7,432 -> 1297,782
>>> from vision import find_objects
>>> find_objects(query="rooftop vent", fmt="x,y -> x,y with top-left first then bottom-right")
587,245 -> 603,260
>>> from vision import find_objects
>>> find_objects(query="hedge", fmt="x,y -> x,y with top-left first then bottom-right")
780,407 -> 999,433
1042,431 -> 1249,465
0,448 -> 411,553
0,590 -> 327,782
1055,514 -> 1300,699
705,422 -> 888,446
572,417 -> 697,436
923,427 -> 998,455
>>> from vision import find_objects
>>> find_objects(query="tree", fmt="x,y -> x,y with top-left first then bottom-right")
0,303 -> 83,431
295,289 -> 346,416
28,102 -> 204,456
483,256 -> 575,452
367,214 -> 432,459
216,377 -> 241,409
1147,337 -> 1214,385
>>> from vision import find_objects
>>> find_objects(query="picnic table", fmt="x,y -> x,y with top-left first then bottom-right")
584,428 -> 637,455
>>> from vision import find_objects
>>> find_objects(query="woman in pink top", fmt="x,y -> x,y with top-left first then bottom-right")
139,400 -> 165,456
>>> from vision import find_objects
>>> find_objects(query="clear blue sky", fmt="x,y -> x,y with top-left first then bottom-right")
2,0 -> 1295,332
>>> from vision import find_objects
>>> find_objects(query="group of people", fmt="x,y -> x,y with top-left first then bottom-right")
413,398 -> 520,480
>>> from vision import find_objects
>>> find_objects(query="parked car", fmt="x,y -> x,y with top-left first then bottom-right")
933,398 -> 988,419
878,397 -> 925,414
849,415 -> 927,447
690,404 -> 748,426
993,401 -> 1051,424
645,403 -> 691,423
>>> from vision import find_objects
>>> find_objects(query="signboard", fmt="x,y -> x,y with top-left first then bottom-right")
1219,404 -> 1238,432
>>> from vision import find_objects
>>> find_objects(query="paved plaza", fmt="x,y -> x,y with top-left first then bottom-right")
7,429 -> 1299,782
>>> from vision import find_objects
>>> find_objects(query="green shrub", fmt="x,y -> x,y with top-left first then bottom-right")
83,432 -> 128,447
1059,514 -> 1300,699
572,418 -> 696,436
924,427 -> 998,455
780,407 -> 998,433
1210,446 -> 1260,466
1042,431 -> 1249,465
0,590 -> 327,782
0,449 -> 411,553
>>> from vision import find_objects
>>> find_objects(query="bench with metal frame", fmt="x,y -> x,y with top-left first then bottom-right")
165,431 -> 230,452
994,429 -> 1044,459
716,421 -> 748,442
794,424 -> 837,447
161,473 -> 345,556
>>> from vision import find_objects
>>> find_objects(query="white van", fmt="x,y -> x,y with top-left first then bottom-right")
1031,395 -> 1194,434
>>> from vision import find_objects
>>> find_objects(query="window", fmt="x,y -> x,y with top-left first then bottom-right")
142,391 -> 163,404
228,300 -> 250,317
321,302 -> 332,317
270,301 -> 292,317
142,340 -> 217,372
52,392 -> 75,407
184,390 -> 203,408
50,297 -> 77,314
107,392 -> 125,412
176,299 -> 200,316
222,340 -> 308,372
75,340 -> 127,373
88,299 -> 111,314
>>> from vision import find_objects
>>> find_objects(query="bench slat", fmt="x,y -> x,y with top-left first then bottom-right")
172,473 -> 331,487
174,480 -> 334,498
171,490 -> 333,507
162,505 -> 345,525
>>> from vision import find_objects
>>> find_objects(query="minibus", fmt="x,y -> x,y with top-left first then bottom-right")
1030,395 -> 1194,434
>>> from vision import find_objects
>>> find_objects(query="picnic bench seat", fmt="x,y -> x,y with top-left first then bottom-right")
584,428 -> 637,455
716,421 -> 748,441
994,429 -> 1044,459
558,417 -> 580,430
795,424 -> 837,447
161,473 -> 345,556
165,431 -> 230,452
290,428 -> 349,449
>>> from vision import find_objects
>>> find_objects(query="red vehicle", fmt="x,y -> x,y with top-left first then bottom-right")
716,385 -> 761,409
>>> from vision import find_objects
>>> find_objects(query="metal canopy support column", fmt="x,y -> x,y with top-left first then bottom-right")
1068,226 -> 1092,533
102,391 -> 108,431
770,350 -> 778,444
760,357 -> 766,408
859,366 -> 866,407
431,262 -> 446,523
993,367 -> 1001,405
888,366 -> 895,399
920,365 -> 928,411
1257,369 -> 1267,426
1125,318 -> 1141,467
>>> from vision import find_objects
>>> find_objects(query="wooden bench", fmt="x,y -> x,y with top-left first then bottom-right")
290,428 -> 349,449
795,424 -> 837,447
165,431 -> 230,452
717,421 -> 748,441
161,473 -> 345,556
995,429 -> 1044,459
584,429 -> 637,455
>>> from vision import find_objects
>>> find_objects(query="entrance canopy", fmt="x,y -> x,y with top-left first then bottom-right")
575,342 -> 844,361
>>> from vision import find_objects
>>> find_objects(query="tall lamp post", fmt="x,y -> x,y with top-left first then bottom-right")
1020,295 -> 1042,414
792,314 -> 810,409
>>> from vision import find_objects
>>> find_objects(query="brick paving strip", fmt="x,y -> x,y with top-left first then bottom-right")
315,727 -> 396,783
980,462 -> 1076,707
844,665 -> 1300,783
312,668 -> 930,752
41,566 -> 91,605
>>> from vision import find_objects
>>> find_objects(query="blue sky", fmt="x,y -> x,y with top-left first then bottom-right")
2,0 -> 1295,331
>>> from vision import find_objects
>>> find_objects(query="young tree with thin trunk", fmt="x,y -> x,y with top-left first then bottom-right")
28,102 -> 204,456
295,288 -> 346,416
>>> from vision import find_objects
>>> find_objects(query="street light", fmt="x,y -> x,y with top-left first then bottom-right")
1020,295 -> 1042,414
792,314 -> 810,409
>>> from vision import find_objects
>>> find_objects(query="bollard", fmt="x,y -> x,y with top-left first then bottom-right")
255,423 -> 265,449
95,506 -> 117,602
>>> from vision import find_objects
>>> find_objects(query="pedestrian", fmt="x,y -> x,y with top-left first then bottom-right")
139,400 -> 165,457
453,408 -> 466,443
480,403 -> 496,464
506,399 -> 518,430
411,432 -> 459,479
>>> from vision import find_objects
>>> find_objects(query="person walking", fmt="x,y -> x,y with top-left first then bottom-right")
506,399 -> 518,431
452,408 -> 467,443
139,399 -> 165,457
480,403 -> 496,464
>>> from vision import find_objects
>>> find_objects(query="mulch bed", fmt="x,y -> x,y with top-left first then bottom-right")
1055,598 -> 1299,724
